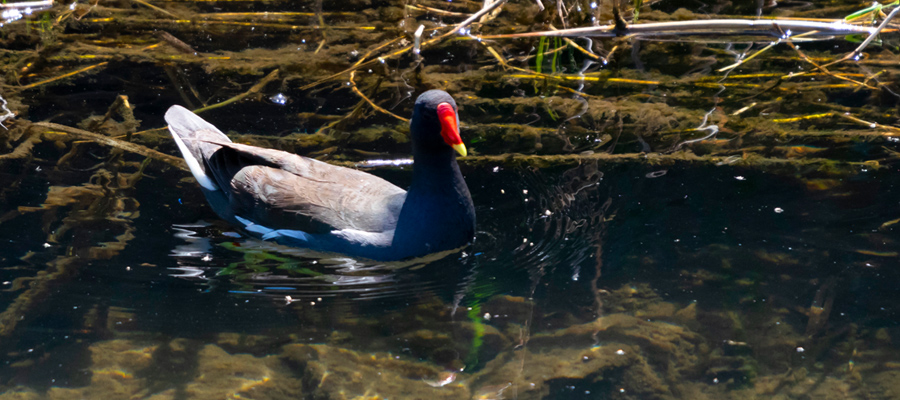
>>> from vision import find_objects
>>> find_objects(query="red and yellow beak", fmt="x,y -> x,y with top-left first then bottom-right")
436,102 -> 467,157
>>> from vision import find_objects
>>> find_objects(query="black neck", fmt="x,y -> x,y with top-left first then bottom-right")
410,147 -> 461,189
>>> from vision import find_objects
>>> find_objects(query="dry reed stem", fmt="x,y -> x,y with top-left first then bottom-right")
772,112 -> 900,135
718,39 -> 781,72
299,0 -> 506,91
405,4 -> 470,17
562,38 -> 600,60
17,62 -> 108,90
837,113 -> 900,135
484,44 -> 660,85
198,12 -> 357,19
131,0 -> 179,18
775,27 -> 876,89
789,6 -> 900,78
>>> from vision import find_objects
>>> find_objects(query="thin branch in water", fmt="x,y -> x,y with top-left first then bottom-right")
483,43 -> 659,85
349,71 -> 409,122
778,27 -> 877,90
192,69 -> 280,114
849,5 -> 900,61
801,6 -> 900,75
299,1 -> 509,92
837,112 -> 900,135
442,0 -> 509,38
718,40 -> 780,72
30,122 -> 187,170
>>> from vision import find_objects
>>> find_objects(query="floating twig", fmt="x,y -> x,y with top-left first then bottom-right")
156,31 -> 199,55
480,19 -> 880,39
0,0 -> 54,9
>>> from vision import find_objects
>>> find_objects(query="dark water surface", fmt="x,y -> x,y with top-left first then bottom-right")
1,0 -> 900,399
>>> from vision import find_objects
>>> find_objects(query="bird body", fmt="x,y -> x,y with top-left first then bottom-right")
166,90 -> 475,261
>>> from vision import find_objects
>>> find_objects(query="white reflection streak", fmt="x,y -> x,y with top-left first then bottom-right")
170,224 -> 212,257
413,24 -> 425,55
169,223 -> 214,279
674,107 -> 719,150
168,266 -> 206,278
357,158 -> 413,167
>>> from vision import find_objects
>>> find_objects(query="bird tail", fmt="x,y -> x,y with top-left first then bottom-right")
165,105 -> 232,191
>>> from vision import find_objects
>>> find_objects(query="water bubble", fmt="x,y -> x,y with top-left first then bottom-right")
269,93 -> 288,105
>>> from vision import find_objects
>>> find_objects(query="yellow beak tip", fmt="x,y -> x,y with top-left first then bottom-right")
451,143 -> 467,157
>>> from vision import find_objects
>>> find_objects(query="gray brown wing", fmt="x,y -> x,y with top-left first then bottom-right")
206,142 -> 406,234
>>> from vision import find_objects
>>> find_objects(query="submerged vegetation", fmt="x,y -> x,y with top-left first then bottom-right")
0,0 -> 899,398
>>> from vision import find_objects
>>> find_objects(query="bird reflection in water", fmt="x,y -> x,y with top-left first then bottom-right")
168,222 -> 469,302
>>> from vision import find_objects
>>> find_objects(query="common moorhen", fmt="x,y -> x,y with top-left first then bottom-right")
166,90 -> 475,261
